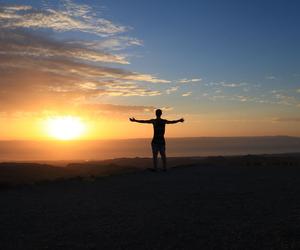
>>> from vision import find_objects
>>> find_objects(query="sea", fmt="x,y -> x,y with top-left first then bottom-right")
0,136 -> 300,162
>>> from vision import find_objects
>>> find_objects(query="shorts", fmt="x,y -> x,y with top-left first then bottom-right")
151,143 -> 166,155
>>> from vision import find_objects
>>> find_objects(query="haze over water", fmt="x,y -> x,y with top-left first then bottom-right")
1,136 -> 299,162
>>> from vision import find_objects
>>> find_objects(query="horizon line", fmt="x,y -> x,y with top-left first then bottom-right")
0,135 -> 299,142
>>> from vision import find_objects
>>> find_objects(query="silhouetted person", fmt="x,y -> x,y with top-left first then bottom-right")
129,109 -> 184,171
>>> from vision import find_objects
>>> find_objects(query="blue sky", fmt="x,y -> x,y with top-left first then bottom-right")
103,0 -> 300,76
0,0 -> 299,138
102,0 -> 300,118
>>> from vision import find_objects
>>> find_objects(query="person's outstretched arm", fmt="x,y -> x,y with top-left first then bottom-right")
129,117 -> 153,124
165,118 -> 184,124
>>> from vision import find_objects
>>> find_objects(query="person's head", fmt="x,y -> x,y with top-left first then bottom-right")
155,109 -> 162,118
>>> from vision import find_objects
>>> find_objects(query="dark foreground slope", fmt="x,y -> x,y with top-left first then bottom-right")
1,154 -> 300,187
1,157 -> 300,249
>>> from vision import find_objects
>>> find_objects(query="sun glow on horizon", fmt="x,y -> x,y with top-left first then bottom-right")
45,116 -> 86,140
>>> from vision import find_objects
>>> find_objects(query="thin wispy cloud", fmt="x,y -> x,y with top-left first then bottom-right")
0,1 -> 126,36
0,103 -> 157,119
0,1 -> 169,115
222,83 -> 247,88
236,95 -> 248,102
208,82 -> 248,88
197,83 -> 300,108
268,89 -> 299,106
81,103 -> 156,115
271,89 -> 285,94
166,86 -> 179,94
79,37 -> 143,51
265,75 -> 276,80
182,92 -> 192,97
0,30 -> 130,64
209,95 -> 226,101
161,107 -> 174,111
273,93 -> 297,106
178,78 -> 202,83
124,73 -> 170,83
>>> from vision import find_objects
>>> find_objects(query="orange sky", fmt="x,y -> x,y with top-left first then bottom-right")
0,1 -> 299,140
1,112 -> 299,140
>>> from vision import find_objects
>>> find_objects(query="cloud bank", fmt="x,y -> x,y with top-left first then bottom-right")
0,1 -> 168,115
0,1 -> 126,36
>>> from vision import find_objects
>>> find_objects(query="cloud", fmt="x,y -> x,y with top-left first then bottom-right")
178,78 -> 202,83
0,30 -> 130,64
236,95 -> 248,102
0,1 -> 169,115
297,89 -> 300,93
272,93 -> 297,106
221,83 -> 238,88
265,75 -> 276,80
198,81 -> 300,107
209,95 -> 226,101
209,82 -> 248,88
166,86 -> 179,94
0,102 -> 157,118
161,107 -> 174,111
104,86 -> 162,97
269,90 -> 300,106
0,56 -> 164,112
78,37 -> 143,51
221,82 -> 247,88
123,73 -> 170,83
81,103 -> 155,114
182,92 -> 192,97
0,2 -> 126,36
271,90 -> 283,94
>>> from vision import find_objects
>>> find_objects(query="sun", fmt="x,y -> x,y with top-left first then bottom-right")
45,116 -> 86,140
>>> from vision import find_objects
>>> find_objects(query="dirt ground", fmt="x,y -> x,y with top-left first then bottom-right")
1,163 -> 300,249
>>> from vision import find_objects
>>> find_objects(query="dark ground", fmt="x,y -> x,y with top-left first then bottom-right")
1,159 -> 300,249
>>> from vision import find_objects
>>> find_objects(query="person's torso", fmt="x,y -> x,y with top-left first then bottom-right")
152,118 -> 166,145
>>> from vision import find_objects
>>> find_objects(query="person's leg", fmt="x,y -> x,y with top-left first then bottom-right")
152,144 -> 158,171
160,146 -> 167,171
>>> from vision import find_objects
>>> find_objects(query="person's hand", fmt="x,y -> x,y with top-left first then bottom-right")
179,118 -> 184,122
129,117 -> 136,122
